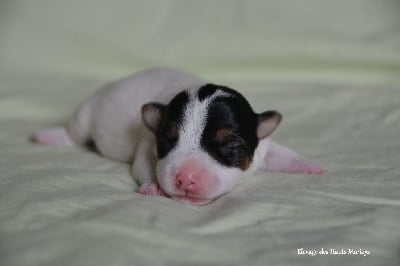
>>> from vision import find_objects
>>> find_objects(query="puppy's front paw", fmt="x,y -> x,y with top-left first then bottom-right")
139,183 -> 166,196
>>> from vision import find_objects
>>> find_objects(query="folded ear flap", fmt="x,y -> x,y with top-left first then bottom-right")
257,111 -> 282,139
142,103 -> 166,134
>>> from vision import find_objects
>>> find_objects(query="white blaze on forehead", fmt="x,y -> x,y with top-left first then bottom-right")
156,87 -> 251,198
177,88 -> 230,153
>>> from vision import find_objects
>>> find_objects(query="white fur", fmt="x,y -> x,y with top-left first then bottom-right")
156,88 -> 246,199
34,68 -> 325,204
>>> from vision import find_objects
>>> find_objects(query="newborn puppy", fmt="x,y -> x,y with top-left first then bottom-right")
32,68 -> 325,205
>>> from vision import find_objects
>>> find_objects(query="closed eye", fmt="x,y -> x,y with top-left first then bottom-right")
202,129 -> 253,170
160,135 -> 178,145
156,133 -> 179,158
215,133 -> 246,154
213,137 -> 252,169
215,130 -> 242,147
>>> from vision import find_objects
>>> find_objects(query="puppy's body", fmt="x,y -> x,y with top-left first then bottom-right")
67,68 -> 205,162
33,68 -> 325,205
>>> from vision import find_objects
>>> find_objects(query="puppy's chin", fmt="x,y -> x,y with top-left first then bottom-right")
171,195 -> 213,205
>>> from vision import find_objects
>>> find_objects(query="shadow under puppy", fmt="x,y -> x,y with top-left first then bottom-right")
32,68 -> 326,205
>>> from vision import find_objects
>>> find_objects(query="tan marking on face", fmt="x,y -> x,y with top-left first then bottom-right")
215,128 -> 253,171
215,128 -> 233,142
241,156 -> 252,170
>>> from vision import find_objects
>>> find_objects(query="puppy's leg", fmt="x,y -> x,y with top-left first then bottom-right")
31,118 -> 90,147
32,94 -> 94,147
257,139 -> 326,175
132,133 -> 166,196
31,127 -> 74,146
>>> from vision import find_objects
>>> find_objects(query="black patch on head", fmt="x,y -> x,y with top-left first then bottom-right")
198,83 -> 242,102
199,84 -> 259,170
198,84 -> 218,101
156,91 -> 189,159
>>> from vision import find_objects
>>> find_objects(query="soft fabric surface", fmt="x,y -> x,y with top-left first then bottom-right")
1,1 -> 399,266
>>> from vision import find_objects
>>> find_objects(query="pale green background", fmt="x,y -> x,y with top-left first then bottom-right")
1,0 -> 399,83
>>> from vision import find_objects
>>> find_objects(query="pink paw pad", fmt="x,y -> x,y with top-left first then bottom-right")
139,183 -> 166,196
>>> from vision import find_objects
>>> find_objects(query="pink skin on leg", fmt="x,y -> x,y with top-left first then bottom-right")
283,158 -> 326,175
261,141 -> 326,175
31,127 -> 74,146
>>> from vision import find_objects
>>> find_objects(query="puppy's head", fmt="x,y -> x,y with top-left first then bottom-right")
142,84 -> 281,205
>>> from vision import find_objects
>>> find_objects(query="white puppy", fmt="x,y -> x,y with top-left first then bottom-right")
32,68 -> 325,205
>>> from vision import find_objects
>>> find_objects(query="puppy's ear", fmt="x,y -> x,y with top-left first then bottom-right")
256,111 -> 282,139
142,103 -> 166,133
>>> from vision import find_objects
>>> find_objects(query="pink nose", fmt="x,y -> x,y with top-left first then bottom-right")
175,172 -> 198,194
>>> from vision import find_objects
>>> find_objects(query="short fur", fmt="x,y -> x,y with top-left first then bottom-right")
32,68 -> 326,205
